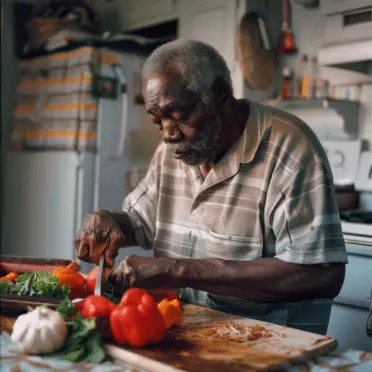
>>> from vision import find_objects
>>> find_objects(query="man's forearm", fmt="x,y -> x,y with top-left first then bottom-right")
110,211 -> 138,246
173,257 -> 345,302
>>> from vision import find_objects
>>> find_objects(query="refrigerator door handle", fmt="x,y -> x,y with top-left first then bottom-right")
108,64 -> 128,159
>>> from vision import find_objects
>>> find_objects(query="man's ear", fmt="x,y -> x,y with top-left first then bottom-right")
211,78 -> 232,107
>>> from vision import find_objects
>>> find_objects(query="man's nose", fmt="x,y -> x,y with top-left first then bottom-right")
162,120 -> 183,143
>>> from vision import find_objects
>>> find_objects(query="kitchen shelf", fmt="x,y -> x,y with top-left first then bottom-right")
266,98 -> 360,136
267,98 -> 359,113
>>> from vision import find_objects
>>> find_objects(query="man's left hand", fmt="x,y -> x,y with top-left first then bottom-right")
109,255 -> 181,297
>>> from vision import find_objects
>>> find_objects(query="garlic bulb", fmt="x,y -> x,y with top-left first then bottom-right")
11,306 -> 67,354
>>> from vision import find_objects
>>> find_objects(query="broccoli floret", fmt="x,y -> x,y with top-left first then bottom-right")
0,280 -> 14,294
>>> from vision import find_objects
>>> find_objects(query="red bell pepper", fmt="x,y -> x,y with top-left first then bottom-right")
81,295 -> 116,318
110,288 -> 166,347
148,290 -> 178,303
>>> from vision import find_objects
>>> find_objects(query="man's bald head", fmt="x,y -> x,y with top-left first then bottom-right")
142,39 -> 233,103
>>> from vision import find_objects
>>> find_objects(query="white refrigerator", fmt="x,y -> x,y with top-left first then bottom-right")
1,50 -> 152,273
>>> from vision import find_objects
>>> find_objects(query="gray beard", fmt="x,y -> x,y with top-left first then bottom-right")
168,117 -> 222,165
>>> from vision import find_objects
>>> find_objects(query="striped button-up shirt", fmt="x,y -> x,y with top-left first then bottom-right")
123,100 -> 348,334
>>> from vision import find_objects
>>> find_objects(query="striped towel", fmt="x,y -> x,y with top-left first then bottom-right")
11,46 -> 119,152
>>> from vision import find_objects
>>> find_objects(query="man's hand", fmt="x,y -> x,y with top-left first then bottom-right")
75,210 -> 127,267
109,255 -> 180,297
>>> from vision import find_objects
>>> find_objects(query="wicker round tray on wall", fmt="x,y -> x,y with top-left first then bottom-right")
237,12 -> 276,90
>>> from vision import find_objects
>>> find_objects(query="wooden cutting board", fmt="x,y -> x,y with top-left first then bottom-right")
106,305 -> 336,372
1,305 -> 336,371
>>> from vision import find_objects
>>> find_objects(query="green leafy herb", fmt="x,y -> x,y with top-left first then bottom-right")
14,271 -> 70,299
84,333 -> 106,363
56,298 -> 76,319
58,314 -> 107,363
0,280 -> 15,295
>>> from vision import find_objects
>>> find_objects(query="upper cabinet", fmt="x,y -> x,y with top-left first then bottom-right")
320,0 -> 372,15
178,0 -> 236,72
94,0 -> 244,98
119,0 -> 178,31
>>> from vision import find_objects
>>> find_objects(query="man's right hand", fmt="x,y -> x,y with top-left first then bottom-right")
74,210 -> 127,267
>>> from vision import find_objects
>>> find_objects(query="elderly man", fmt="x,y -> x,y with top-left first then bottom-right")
75,40 -> 348,334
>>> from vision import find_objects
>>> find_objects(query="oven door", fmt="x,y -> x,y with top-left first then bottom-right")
327,241 -> 372,351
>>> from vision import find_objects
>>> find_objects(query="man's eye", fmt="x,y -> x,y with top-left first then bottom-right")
150,115 -> 161,125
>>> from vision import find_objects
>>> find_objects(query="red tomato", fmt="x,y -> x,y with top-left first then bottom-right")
81,295 -> 116,319
73,299 -> 86,313
86,267 -> 112,294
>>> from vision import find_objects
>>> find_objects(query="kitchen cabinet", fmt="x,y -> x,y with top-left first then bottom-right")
178,0 -> 245,98
327,242 -> 372,351
119,0 -> 178,31
178,0 -> 236,72
93,0 -> 178,32
320,0 -> 372,16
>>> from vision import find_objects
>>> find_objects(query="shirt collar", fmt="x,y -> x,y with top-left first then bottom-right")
238,100 -> 271,164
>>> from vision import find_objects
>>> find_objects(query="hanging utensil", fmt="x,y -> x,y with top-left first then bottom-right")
94,255 -> 105,296
237,12 -> 276,90
277,0 -> 296,54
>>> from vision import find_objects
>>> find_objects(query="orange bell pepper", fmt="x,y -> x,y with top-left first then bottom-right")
110,288 -> 166,347
157,297 -> 183,330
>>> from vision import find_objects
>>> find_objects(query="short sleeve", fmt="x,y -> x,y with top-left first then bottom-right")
270,162 -> 348,265
122,145 -> 164,250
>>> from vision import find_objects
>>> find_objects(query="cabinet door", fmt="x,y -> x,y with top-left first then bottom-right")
327,304 -> 372,352
1,152 -> 78,260
178,0 -> 237,73
120,0 -> 177,31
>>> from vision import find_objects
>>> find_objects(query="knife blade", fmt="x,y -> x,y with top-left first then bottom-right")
94,255 -> 105,296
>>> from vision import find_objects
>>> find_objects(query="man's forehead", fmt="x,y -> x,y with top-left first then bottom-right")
144,74 -> 199,109
144,74 -> 185,96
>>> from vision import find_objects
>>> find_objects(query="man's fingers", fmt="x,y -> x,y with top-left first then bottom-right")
105,234 -> 121,268
110,267 -> 127,297
89,240 -> 106,265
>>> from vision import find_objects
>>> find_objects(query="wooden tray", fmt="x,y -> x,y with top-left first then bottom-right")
0,256 -> 80,315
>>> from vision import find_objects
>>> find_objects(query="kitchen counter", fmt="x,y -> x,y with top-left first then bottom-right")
2,305 -> 372,372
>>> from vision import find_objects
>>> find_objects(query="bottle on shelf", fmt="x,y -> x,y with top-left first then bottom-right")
281,67 -> 293,100
296,54 -> 309,99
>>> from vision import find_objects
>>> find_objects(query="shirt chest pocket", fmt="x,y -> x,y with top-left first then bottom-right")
203,230 -> 263,260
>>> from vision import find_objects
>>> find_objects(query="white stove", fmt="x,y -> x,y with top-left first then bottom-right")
341,221 -> 372,245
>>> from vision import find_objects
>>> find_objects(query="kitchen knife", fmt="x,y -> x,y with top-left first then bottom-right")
94,255 -> 105,296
